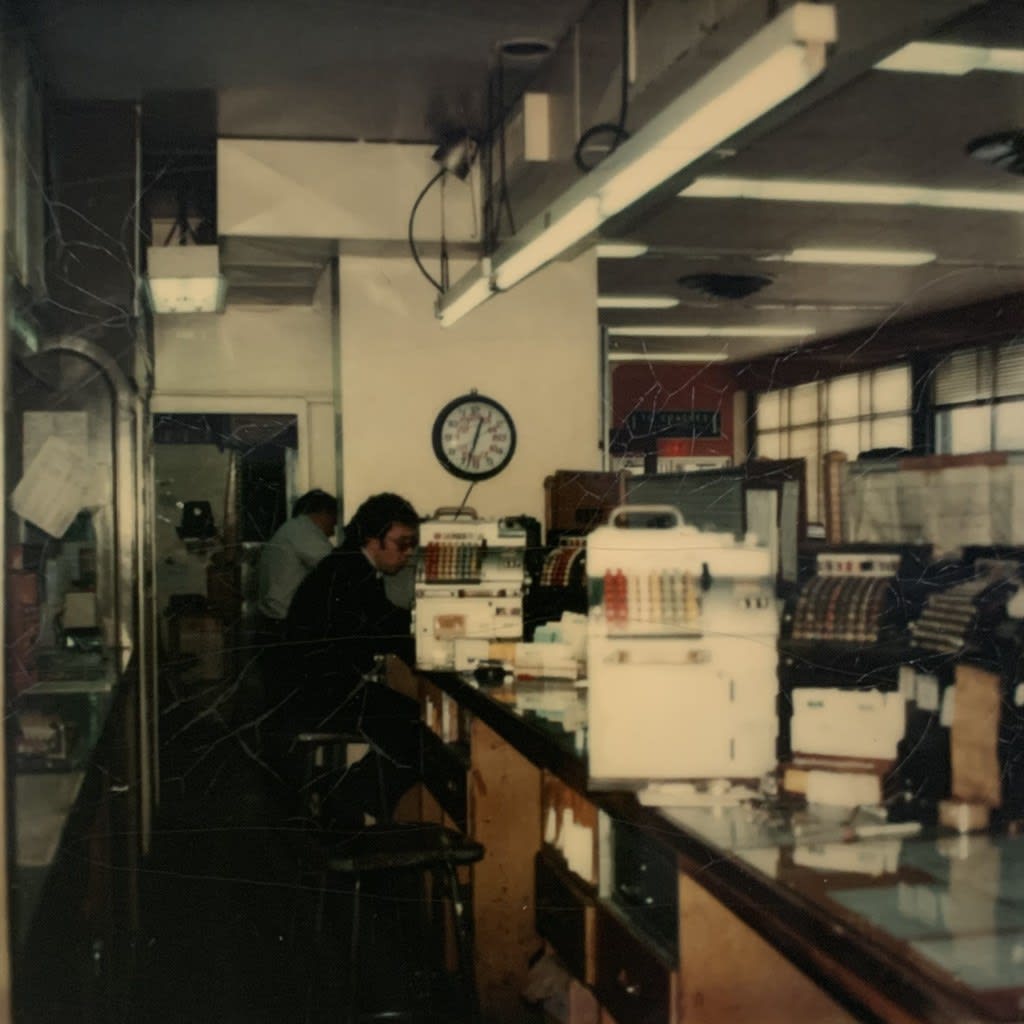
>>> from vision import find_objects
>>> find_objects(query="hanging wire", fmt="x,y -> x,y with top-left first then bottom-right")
454,481 -> 476,518
407,167 -> 446,292
573,0 -> 632,173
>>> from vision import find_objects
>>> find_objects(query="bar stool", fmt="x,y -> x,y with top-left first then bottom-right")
308,821 -> 485,1023
290,731 -> 375,825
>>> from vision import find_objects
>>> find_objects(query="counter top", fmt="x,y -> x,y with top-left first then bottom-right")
423,669 -> 1024,1024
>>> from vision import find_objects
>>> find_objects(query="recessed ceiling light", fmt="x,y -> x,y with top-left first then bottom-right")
875,42 -> 1024,76
762,247 -> 937,266
680,176 -> 1024,212
596,242 -> 650,259
608,351 -> 729,362
598,295 -> 680,309
608,325 -> 813,338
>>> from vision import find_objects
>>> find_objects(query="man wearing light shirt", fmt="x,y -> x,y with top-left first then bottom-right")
257,489 -> 338,623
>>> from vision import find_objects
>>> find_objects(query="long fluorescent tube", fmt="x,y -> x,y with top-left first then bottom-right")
482,4 -> 835,295
435,258 -> 493,326
769,247 -> 937,266
598,295 -> 680,309
608,325 -> 813,337
876,42 -> 1024,76
596,242 -> 649,259
681,176 -> 1024,213
492,198 -> 602,290
594,3 -> 836,218
609,351 -> 729,362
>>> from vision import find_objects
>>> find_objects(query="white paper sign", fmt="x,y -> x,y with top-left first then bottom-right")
10,435 -> 96,537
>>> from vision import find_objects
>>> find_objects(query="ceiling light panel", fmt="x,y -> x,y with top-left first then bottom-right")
596,242 -> 650,259
598,295 -> 680,309
608,351 -> 729,362
876,42 -> 1024,76
608,325 -> 813,337
771,247 -> 937,266
680,176 -> 1024,212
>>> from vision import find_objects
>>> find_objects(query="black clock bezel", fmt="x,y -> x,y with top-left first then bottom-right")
431,392 -> 517,481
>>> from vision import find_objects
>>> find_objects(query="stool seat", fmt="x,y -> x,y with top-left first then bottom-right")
304,820 -> 484,1023
323,823 -> 484,874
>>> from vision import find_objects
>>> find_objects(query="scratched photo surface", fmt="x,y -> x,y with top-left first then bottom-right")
5,1 -> 1024,1022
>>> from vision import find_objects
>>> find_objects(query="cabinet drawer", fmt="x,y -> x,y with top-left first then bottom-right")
420,730 -> 468,832
535,850 -> 596,984
611,819 -> 679,957
595,901 -> 676,1024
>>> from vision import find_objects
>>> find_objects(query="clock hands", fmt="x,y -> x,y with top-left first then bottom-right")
464,417 -> 484,468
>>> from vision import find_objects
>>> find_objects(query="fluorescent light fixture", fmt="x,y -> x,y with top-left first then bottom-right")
478,4 -> 835,302
492,198 -> 602,290
145,245 -> 227,314
594,3 -> 836,219
608,325 -> 813,337
435,258 -> 493,326
145,276 -> 227,314
598,294 -> 680,309
608,351 -> 729,362
768,247 -> 937,266
876,42 -> 1024,76
596,242 -> 649,258
680,176 -> 1024,213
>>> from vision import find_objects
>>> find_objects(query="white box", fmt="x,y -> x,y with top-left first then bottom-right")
790,688 -> 906,760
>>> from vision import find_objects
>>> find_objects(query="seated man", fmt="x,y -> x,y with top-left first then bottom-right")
279,493 -> 421,822
256,489 -> 338,706
258,488 -> 338,624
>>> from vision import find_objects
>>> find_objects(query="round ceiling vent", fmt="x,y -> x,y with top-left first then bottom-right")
966,131 -> 1024,175
677,273 -> 773,300
497,38 -> 555,60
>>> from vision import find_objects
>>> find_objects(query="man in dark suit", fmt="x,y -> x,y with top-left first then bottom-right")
277,493 -> 421,822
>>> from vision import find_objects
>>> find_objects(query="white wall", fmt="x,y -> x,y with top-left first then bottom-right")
218,139 -> 480,243
153,270 -> 337,495
338,252 -> 602,525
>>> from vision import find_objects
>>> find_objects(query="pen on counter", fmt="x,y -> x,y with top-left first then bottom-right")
793,820 -> 922,843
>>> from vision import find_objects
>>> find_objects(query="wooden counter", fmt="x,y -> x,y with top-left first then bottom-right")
411,668 -> 1024,1024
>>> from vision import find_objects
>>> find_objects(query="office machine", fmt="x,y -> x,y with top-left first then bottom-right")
586,505 -> 778,790
413,510 -> 528,670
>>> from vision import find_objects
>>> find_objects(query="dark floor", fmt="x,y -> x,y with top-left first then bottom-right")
126,668 -> 460,1024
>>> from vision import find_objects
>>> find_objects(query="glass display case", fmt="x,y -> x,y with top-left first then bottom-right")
5,338 -> 152,1020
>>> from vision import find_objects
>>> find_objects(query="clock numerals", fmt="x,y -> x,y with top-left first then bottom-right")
432,393 -> 517,482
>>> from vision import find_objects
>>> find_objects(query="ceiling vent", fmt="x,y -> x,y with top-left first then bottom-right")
677,273 -> 773,300
966,131 -> 1024,176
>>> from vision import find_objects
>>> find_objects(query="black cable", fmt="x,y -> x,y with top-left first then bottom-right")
482,69 -> 497,253
454,481 -> 476,519
496,54 -> 517,237
573,0 -> 632,173
407,167 -> 446,293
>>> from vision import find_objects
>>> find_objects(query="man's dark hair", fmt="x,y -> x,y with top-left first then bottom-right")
292,489 -> 338,518
343,493 -> 419,548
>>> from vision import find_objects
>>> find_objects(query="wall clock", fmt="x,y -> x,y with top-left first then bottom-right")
432,390 -> 517,481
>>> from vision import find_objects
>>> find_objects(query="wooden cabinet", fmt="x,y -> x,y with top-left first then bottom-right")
469,717 -> 543,1022
535,849 -> 597,985
594,901 -> 676,1024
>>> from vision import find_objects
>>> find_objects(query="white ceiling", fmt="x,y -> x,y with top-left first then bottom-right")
600,0 -> 1024,361
29,0 -> 1024,362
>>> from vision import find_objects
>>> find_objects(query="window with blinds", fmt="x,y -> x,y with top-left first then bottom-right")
755,365 -> 912,523
933,340 -> 1024,454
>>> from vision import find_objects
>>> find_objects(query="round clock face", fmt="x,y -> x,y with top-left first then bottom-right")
432,392 -> 517,481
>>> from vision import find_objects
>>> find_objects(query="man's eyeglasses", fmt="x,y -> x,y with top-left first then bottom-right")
386,534 -> 418,553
